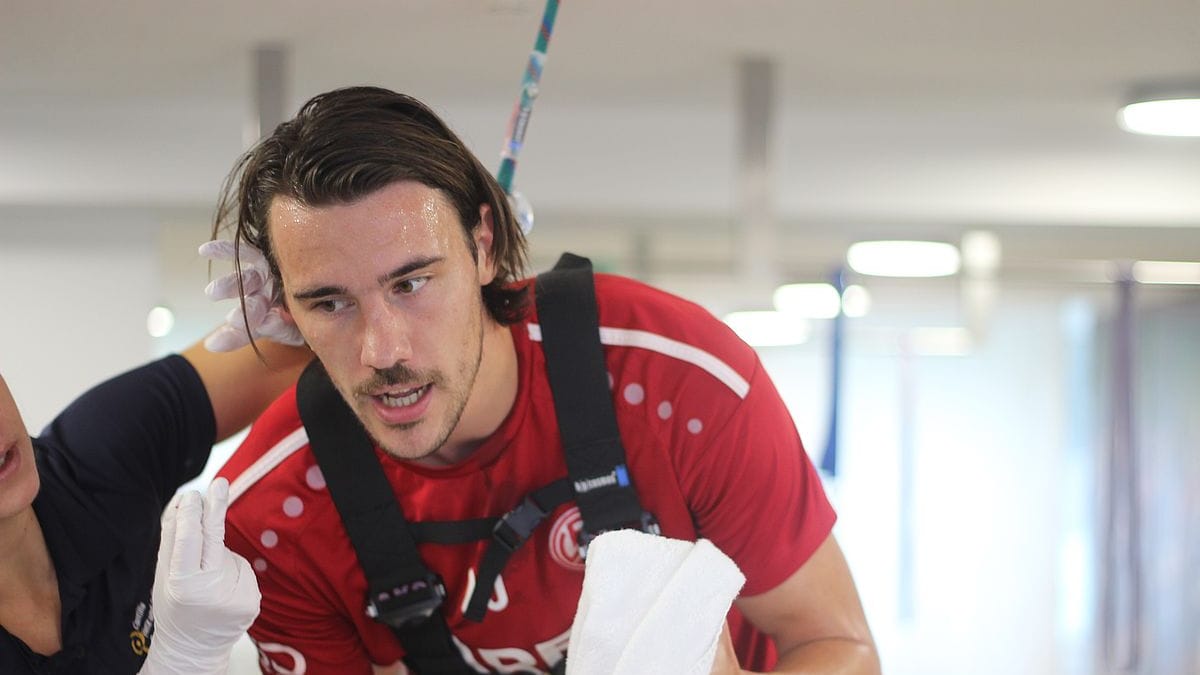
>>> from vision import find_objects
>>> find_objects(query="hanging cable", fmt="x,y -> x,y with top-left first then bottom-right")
497,0 -> 560,234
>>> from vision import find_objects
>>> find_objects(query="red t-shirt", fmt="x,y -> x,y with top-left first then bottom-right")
219,273 -> 835,675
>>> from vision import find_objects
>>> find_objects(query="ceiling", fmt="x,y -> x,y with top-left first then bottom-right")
3,0 -> 1200,287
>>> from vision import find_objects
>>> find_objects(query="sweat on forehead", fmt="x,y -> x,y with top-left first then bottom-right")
267,182 -> 470,289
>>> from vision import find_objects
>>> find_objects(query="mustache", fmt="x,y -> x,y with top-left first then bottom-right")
355,363 -> 437,396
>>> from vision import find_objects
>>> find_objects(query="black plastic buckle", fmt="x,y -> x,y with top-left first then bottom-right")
638,511 -> 662,537
578,511 -> 661,560
493,495 -> 549,553
365,573 -> 447,629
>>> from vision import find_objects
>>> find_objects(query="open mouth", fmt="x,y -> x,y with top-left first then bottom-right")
0,444 -> 15,474
378,384 -> 431,408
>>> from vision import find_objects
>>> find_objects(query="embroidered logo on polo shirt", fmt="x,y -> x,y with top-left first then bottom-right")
130,601 -> 153,656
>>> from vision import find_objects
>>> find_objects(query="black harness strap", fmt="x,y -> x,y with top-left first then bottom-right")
296,253 -> 657,673
297,361 -> 474,675
463,478 -> 573,621
462,253 -> 659,622
534,253 -> 658,553
402,476 -> 562,549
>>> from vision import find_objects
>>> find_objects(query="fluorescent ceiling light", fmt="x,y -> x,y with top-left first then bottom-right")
772,283 -> 841,318
772,282 -> 873,318
1119,82 -> 1200,137
1119,98 -> 1200,137
723,311 -> 811,347
1132,260 -> 1200,284
847,240 -> 961,277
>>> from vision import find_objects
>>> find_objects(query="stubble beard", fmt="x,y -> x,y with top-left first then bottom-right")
359,313 -> 486,464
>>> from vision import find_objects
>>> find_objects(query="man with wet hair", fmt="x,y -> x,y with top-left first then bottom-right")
214,85 -> 879,675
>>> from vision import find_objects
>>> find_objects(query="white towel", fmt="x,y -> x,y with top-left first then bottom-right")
565,530 -> 746,675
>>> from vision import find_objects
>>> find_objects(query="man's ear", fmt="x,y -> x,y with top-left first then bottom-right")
474,203 -> 498,285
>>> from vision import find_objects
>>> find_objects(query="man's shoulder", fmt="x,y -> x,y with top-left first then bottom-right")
588,273 -> 759,394
236,386 -> 304,453
217,386 -> 315,511
592,273 -> 738,336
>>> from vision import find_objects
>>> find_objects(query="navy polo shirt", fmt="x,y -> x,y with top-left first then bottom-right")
0,355 -> 216,674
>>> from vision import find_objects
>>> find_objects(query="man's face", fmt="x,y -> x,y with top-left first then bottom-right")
270,181 -> 498,464
0,374 -> 40,521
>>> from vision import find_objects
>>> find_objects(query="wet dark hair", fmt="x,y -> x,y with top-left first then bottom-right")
212,85 -> 529,329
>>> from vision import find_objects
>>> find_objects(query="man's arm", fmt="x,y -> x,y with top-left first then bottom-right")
718,534 -> 880,674
670,356 -> 876,674
181,339 -> 312,442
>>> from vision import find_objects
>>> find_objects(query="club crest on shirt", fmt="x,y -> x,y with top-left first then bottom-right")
548,506 -> 585,571
256,641 -> 309,674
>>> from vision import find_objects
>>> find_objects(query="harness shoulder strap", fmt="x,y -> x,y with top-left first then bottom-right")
296,361 -> 474,675
462,253 -> 659,624
534,252 -> 658,550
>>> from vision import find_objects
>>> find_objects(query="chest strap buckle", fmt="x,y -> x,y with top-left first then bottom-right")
365,573 -> 447,629
578,511 -> 662,560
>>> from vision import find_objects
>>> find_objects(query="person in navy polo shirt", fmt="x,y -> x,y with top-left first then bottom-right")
0,336 -> 309,674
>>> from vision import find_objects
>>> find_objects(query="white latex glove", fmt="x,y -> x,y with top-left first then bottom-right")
200,239 -> 305,352
139,478 -> 261,675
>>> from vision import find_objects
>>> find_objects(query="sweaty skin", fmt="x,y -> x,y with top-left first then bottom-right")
271,182 -> 518,467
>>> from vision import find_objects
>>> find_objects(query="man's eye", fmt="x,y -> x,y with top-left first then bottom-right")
396,277 -> 430,294
311,298 -> 350,313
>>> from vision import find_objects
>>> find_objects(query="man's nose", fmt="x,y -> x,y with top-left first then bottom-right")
360,301 -> 413,370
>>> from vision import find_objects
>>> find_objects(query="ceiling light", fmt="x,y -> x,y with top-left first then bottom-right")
723,311 -> 811,347
772,282 -> 873,318
1131,260 -> 1200,284
1118,83 -> 1200,137
772,283 -> 841,318
960,230 -> 1002,275
146,305 -> 175,338
847,240 -> 961,277
841,284 -> 871,317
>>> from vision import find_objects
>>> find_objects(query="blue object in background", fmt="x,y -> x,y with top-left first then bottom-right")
820,267 -> 845,478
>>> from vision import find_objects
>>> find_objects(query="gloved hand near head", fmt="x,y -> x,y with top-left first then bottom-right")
200,239 -> 305,352
138,478 -> 260,675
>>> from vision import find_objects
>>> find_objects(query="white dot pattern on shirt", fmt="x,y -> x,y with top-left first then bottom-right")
657,401 -> 673,419
260,529 -> 279,548
282,496 -> 304,518
610,372 -> 705,437
253,558 -> 268,573
305,465 -> 326,490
